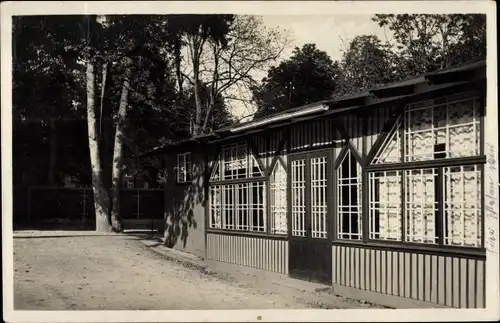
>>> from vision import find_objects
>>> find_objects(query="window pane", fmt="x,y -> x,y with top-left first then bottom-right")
250,182 -> 266,232
337,151 -> 362,240
209,186 -> 221,228
176,152 -> 191,183
369,171 -> 402,241
311,156 -> 327,239
443,165 -> 482,247
223,144 -> 247,180
291,159 -> 306,237
270,162 -> 287,234
405,168 -> 438,244
223,185 -> 235,230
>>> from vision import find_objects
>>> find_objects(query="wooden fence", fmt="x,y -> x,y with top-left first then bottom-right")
13,186 -> 165,230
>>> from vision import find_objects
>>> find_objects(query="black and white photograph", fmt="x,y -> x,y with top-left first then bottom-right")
2,1 -> 498,322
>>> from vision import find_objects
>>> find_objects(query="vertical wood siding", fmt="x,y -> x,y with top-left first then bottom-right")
251,132 -> 269,171
337,114 -> 364,156
365,105 -> 397,153
269,128 -> 287,168
332,245 -> 485,308
207,233 -> 289,274
288,119 -> 341,152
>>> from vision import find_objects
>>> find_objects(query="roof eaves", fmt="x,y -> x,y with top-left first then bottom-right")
228,101 -> 331,133
141,59 -> 486,157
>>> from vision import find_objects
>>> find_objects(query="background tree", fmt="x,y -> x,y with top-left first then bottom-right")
335,35 -> 396,96
13,16 -> 87,187
252,43 -> 340,118
372,14 -> 486,77
12,14 -> 244,232
179,15 -> 290,134
13,13 -> 486,232
163,14 -> 235,135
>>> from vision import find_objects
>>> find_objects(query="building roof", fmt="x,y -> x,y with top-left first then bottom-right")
142,59 -> 486,157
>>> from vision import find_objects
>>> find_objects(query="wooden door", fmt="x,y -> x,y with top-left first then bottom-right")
288,151 -> 332,285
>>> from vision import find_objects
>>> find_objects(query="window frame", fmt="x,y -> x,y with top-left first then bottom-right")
269,158 -> 288,235
207,141 -> 268,234
366,162 -> 484,250
176,152 -> 192,184
335,146 -> 364,241
362,92 -> 486,256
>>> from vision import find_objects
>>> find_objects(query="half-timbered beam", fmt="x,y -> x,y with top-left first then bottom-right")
364,106 -> 404,166
268,129 -> 288,176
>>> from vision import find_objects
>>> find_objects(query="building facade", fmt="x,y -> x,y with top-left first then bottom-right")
152,60 -> 492,308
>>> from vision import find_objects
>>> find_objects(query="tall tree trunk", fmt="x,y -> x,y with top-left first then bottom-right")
86,61 -> 112,232
190,35 -> 203,136
193,78 -> 203,135
110,58 -> 133,233
202,94 -> 215,132
48,115 -> 57,185
99,62 -> 108,136
202,43 -> 219,132
174,42 -> 183,95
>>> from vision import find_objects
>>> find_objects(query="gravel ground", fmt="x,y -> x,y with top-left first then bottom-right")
13,231 -> 382,310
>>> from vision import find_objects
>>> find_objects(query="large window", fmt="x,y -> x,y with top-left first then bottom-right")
209,142 -> 267,232
404,93 -> 481,162
369,92 -> 483,248
373,93 -> 481,165
337,149 -> 362,240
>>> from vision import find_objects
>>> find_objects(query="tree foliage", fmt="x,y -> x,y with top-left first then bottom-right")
372,14 -> 486,76
12,13 -> 486,230
252,43 -> 340,118
335,35 -> 396,96
12,14 -> 275,230
251,14 -> 485,119
179,15 -> 289,134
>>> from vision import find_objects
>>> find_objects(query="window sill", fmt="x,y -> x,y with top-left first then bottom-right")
365,155 -> 486,171
206,229 -> 287,240
209,176 -> 267,185
332,239 -> 486,259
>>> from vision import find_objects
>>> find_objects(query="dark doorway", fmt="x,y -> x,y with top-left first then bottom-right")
288,151 -> 332,285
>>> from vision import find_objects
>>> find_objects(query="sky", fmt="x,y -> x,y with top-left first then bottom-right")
261,15 -> 390,61
231,15 -> 391,120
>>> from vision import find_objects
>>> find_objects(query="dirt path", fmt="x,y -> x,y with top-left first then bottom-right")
13,231 -> 314,310
13,231 -> 381,310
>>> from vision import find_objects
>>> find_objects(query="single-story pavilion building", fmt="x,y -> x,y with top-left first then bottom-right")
144,59 -> 493,308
